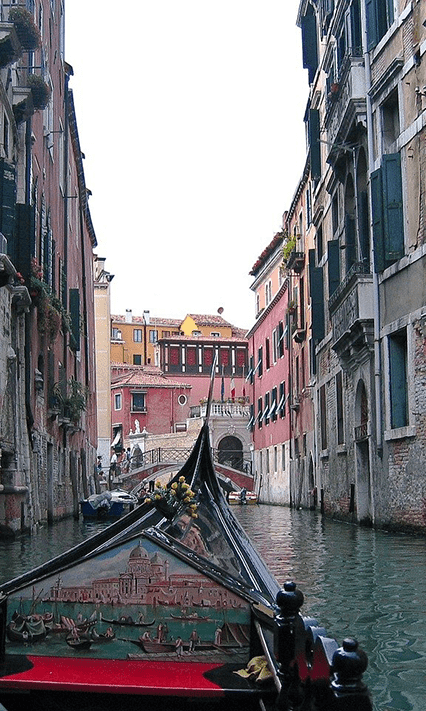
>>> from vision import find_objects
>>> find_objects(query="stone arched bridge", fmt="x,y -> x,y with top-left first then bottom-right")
117,447 -> 255,496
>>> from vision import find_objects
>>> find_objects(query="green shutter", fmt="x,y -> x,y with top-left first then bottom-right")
328,239 -> 340,296
365,0 -> 378,49
0,159 -> 16,246
350,0 -> 362,53
309,109 -> 321,180
69,288 -> 80,351
301,12 -> 318,83
358,190 -> 370,267
310,263 -> 325,342
345,215 -> 356,272
382,153 -> 404,267
14,203 -> 35,279
370,168 -> 384,271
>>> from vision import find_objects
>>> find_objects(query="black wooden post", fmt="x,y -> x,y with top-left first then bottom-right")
329,638 -> 372,710
273,581 -> 304,710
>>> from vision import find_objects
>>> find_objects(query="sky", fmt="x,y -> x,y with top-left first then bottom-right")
65,2 -> 308,331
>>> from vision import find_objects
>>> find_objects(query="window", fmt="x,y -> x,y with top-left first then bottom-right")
178,394 -> 187,406
133,329 -> 142,342
265,280 -> 272,306
256,293 -> 260,315
114,393 -> 122,410
317,225 -> 324,262
162,331 -> 170,338
381,89 -> 400,152
308,109 -> 321,180
282,443 -> 286,470
265,338 -> 270,370
257,347 -> 263,377
133,354 -> 141,365
366,0 -> 394,50
309,249 -> 325,342
149,330 -> 158,343
278,381 -> 286,418
336,371 -> 344,444
274,447 -> 278,473
301,5 -> 319,83
264,392 -> 270,426
192,330 -> 201,336
278,321 -> 284,358
112,328 -> 122,340
371,153 -> 404,271
132,392 -> 146,412
271,386 -> 278,422
320,384 -> 327,450
272,329 -> 278,364
257,397 -> 263,429
389,329 -> 408,429
211,332 -> 220,337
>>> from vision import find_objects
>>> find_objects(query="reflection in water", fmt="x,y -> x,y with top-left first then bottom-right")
0,506 -> 425,710
234,506 -> 426,711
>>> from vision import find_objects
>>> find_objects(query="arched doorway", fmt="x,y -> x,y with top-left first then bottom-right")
218,436 -> 243,471
354,380 -> 372,525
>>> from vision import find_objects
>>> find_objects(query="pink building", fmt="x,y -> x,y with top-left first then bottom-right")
247,232 -> 292,503
111,364 -> 192,445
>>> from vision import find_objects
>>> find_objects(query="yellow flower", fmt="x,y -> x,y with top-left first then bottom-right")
179,476 -> 185,483
181,483 -> 189,491
155,481 -> 161,488
154,494 -> 161,500
171,482 -> 178,490
183,496 -> 190,503
190,503 -> 198,510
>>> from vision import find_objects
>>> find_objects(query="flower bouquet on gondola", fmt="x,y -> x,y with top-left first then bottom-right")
144,476 -> 198,520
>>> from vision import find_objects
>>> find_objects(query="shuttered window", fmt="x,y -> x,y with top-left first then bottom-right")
389,329 -> 408,429
371,153 -> 404,271
69,288 -> 80,352
301,11 -> 319,83
366,0 -> 394,50
308,109 -> 321,180
328,239 -> 340,296
309,249 -> 325,342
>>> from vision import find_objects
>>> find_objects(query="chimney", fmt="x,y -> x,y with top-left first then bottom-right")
125,309 -> 132,323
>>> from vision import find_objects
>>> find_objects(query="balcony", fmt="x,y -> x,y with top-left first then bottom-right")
329,263 -> 374,365
286,251 -> 305,273
324,53 -> 366,161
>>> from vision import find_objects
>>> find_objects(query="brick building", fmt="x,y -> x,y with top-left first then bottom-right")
0,2 -> 98,534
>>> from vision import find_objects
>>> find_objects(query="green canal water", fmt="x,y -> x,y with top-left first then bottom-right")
0,505 -> 425,711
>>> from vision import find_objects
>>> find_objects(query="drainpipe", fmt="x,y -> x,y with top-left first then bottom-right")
361,3 -> 383,457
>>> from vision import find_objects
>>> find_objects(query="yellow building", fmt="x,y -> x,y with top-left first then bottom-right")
111,310 -> 182,366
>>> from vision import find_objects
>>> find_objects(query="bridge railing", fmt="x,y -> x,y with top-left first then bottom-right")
120,448 -> 252,475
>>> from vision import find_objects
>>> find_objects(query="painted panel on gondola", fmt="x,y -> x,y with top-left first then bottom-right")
5,535 -> 251,663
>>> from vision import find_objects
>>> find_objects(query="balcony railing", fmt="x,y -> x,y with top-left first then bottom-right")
324,52 -> 366,156
330,264 -> 374,362
190,400 -> 251,419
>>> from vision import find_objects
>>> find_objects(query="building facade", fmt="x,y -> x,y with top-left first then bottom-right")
0,1 -> 98,535
283,0 -> 426,532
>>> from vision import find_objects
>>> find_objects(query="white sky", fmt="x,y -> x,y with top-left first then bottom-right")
65,1 -> 308,331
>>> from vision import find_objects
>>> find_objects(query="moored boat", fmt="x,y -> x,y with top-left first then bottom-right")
0,374 -> 372,710
80,489 -> 138,519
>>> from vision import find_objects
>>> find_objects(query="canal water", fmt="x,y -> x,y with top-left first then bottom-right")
0,505 -> 425,711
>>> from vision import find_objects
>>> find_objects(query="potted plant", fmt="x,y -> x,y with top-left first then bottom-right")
53,378 -> 88,425
27,74 -> 51,110
8,6 -> 40,51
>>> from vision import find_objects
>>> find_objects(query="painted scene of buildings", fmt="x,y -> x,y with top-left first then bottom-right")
5,536 -> 251,661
